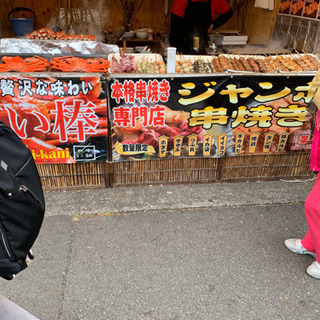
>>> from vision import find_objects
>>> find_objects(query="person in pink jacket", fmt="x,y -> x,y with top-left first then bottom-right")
285,70 -> 320,279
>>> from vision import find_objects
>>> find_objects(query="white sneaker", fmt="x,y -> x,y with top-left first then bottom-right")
284,239 -> 316,258
307,261 -> 320,279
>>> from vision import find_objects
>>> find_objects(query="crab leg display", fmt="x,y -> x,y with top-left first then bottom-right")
0,56 -> 50,72
50,56 -> 110,73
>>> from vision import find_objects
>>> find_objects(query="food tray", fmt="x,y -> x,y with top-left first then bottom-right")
108,53 -> 163,62
211,53 -> 320,73
108,53 -> 164,74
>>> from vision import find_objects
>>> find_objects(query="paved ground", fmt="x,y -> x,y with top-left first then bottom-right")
1,178 -> 320,320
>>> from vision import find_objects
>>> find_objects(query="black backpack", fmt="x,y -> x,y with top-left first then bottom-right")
0,121 -> 45,280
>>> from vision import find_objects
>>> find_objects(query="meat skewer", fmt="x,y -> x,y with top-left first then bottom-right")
227,55 -> 240,71
238,56 -> 254,72
255,57 -> 275,73
276,55 -> 303,72
264,55 -> 288,72
300,51 -> 320,70
218,55 -> 233,71
232,57 -> 246,71
291,53 -> 311,71
307,55 -> 320,68
247,56 -> 260,72
211,56 -> 224,72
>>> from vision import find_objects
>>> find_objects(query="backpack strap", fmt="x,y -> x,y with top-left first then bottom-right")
26,250 -> 34,266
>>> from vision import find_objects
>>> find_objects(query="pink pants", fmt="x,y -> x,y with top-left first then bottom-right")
301,173 -> 320,263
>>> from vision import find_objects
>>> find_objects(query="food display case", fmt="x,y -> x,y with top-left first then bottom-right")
0,37 -> 318,189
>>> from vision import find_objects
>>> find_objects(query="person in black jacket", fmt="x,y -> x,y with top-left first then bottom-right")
169,0 -> 233,54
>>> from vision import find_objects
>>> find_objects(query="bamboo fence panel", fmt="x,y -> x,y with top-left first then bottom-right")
36,152 -> 315,190
37,162 -> 111,190
220,153 -> 315,182
112,158 -> 219,187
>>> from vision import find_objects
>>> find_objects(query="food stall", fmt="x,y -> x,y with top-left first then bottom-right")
107,52 -> 318,186
0,1 -> 318,189
0,33 -> 117,189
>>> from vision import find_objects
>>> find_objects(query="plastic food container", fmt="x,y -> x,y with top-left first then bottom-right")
135,28 -> 148,39
122,31 -> 134,39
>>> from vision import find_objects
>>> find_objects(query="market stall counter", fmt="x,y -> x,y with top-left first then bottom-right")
108,69 -> 316,186
0,44 -> 317,189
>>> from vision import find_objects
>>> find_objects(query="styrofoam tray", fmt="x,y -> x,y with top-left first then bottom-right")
210,33 -> 248,46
